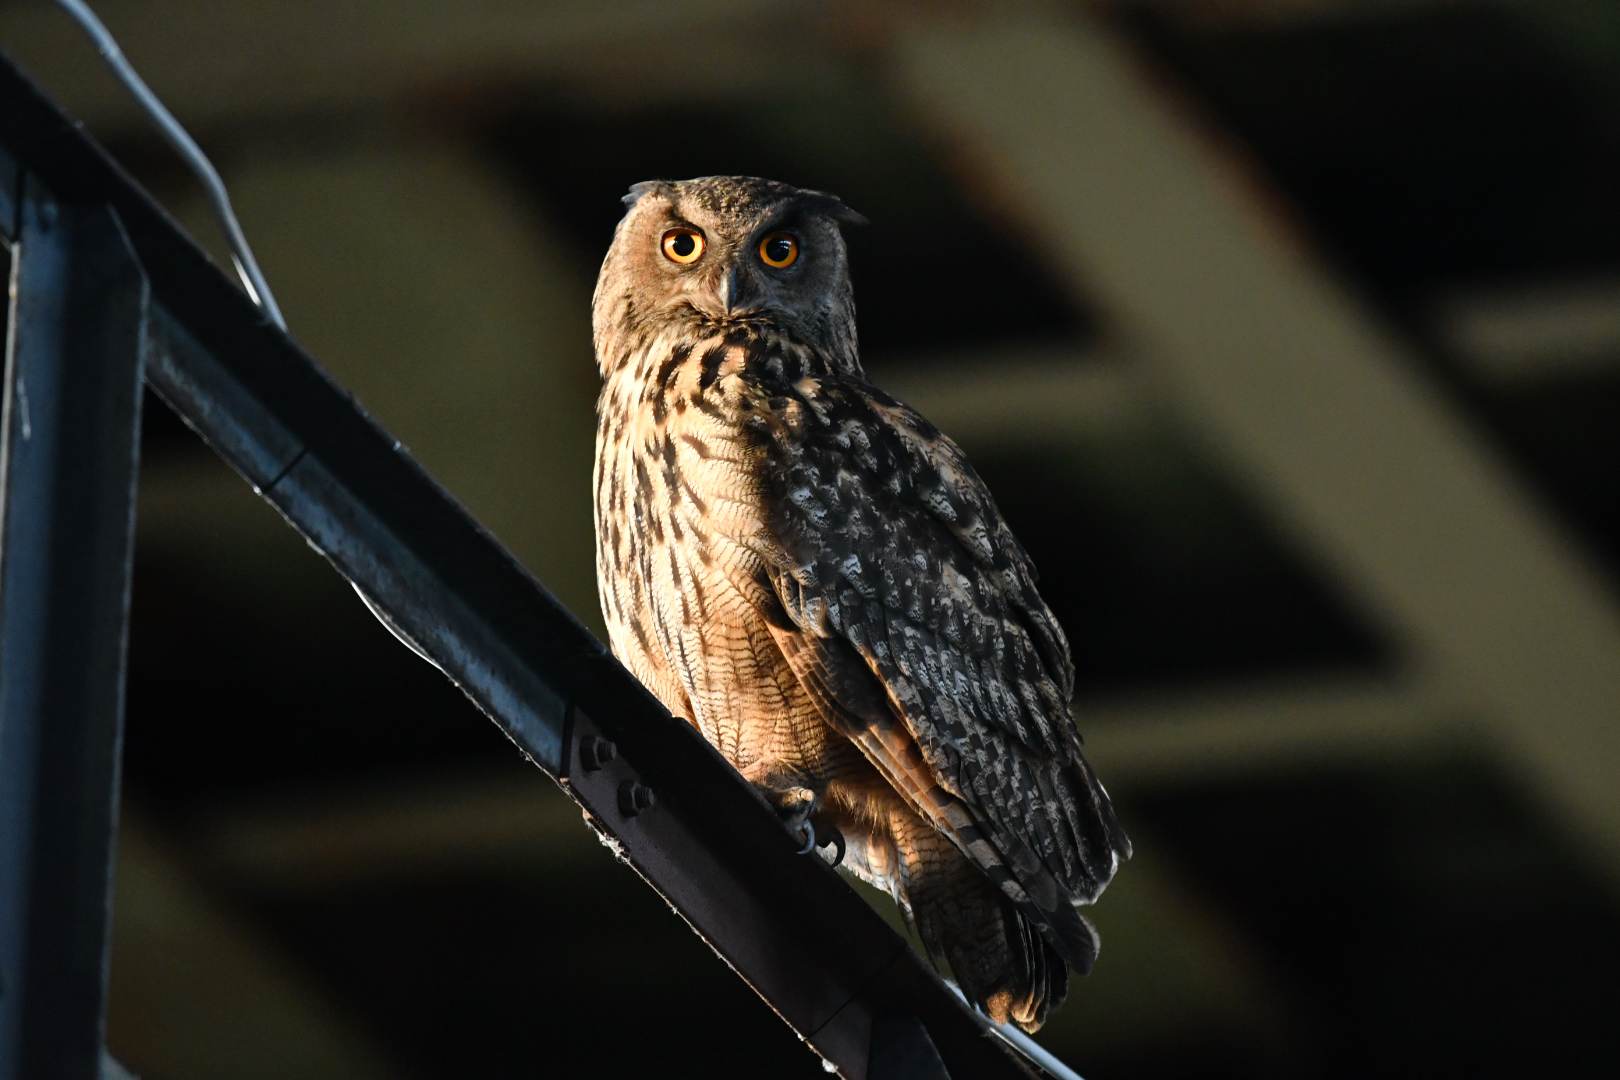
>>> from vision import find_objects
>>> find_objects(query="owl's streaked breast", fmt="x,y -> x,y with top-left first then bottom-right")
593,329 -> 803,759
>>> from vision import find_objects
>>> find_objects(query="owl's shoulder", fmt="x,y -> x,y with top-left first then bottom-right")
751,370 -> 983,533
747,358 -> 1077,703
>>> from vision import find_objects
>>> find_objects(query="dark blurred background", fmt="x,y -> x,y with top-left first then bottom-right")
5,0 -> 1620,1077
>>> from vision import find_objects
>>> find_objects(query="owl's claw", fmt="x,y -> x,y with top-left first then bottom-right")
821,829 -> 846,867
796,820 -> 816,855
807,815 -> 846,867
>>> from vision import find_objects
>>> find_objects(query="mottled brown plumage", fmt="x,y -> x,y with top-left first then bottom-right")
591,176 -> 1130,1031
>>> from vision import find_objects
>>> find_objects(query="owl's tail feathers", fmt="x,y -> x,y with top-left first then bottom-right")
983,748 -> 1129,979
1072,749 -> 1134,884
962,899 -> 1071,1034
1029,893 -> 1101,976
899,824 -> 1071,1034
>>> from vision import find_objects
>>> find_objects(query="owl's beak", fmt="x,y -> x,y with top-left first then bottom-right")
716,265 -> 746,317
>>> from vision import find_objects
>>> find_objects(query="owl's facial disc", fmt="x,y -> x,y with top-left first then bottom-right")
597,178 -> 862,370
655,220 -> 798,322
670,219 -> 824,324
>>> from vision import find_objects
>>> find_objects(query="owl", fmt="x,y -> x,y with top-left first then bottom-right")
592,176 -> 1130,1031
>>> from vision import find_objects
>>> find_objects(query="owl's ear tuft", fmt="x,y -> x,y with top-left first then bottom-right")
805,193 -> 867,227
832,202 -> 869,227
623,181 -> 673,209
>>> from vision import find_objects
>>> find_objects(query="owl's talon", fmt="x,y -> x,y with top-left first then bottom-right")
822,830 -> 846,867
808,815 -> 846,866
796,821 -> 816,855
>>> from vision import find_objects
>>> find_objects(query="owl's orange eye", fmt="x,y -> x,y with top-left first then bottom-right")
758,232 -> 798,268
662,228 -> 705,264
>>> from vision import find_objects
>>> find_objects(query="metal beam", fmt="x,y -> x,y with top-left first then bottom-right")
893,12 -> 1620,880
0,49 -> 1039,1080
1435,276 -> 1620,383
874,347 -> 1145,446
0,142 -> 17,242
0,175 -> 147,1078
1085,677 -> 1455,786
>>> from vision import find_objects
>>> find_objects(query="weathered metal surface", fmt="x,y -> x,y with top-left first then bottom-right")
0,142 -> 17,242
0,48 -> 1047,1080
869,1017 -> 952,1080
0,174 -> 147,1080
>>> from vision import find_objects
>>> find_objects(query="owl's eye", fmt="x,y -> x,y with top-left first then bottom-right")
758,232 -> 799,268
662,228 -> 705,264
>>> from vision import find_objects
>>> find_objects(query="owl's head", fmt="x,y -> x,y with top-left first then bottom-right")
593,176 -> 866,373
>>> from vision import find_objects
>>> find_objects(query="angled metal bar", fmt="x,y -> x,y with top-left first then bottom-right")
0,49 -> 1044,1080
0,174 -> 147,1079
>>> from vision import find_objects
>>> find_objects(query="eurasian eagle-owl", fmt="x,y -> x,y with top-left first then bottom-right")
592,175 -> 1129,1031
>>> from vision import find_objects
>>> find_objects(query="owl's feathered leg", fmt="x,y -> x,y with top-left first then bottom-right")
889,804 -> 1069,1032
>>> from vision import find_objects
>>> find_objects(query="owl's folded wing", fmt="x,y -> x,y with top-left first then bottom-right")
753,374 -> 1130,971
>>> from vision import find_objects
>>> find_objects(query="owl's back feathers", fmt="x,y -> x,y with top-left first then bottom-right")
750,368 -> 1131,972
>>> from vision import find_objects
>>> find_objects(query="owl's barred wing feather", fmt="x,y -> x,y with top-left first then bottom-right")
752,374 -> 1131,970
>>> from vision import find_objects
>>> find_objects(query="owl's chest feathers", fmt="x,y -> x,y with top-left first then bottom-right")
595,336 -> 793,663
596,335 -> 834,761
600,341 -> 766,543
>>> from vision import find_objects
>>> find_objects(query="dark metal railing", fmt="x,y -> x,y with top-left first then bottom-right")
0,49 -> 1053,1080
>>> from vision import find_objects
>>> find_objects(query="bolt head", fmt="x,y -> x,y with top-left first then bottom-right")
581,735 -> 617,771
618,779 -> 654,817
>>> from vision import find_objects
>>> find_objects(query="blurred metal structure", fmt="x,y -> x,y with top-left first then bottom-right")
895,11 -> 1620,881
0,161 -> 148,1075
0,47 -> 1055,1080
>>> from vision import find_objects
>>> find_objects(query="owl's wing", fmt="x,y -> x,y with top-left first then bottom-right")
752,373 -> 1131,971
